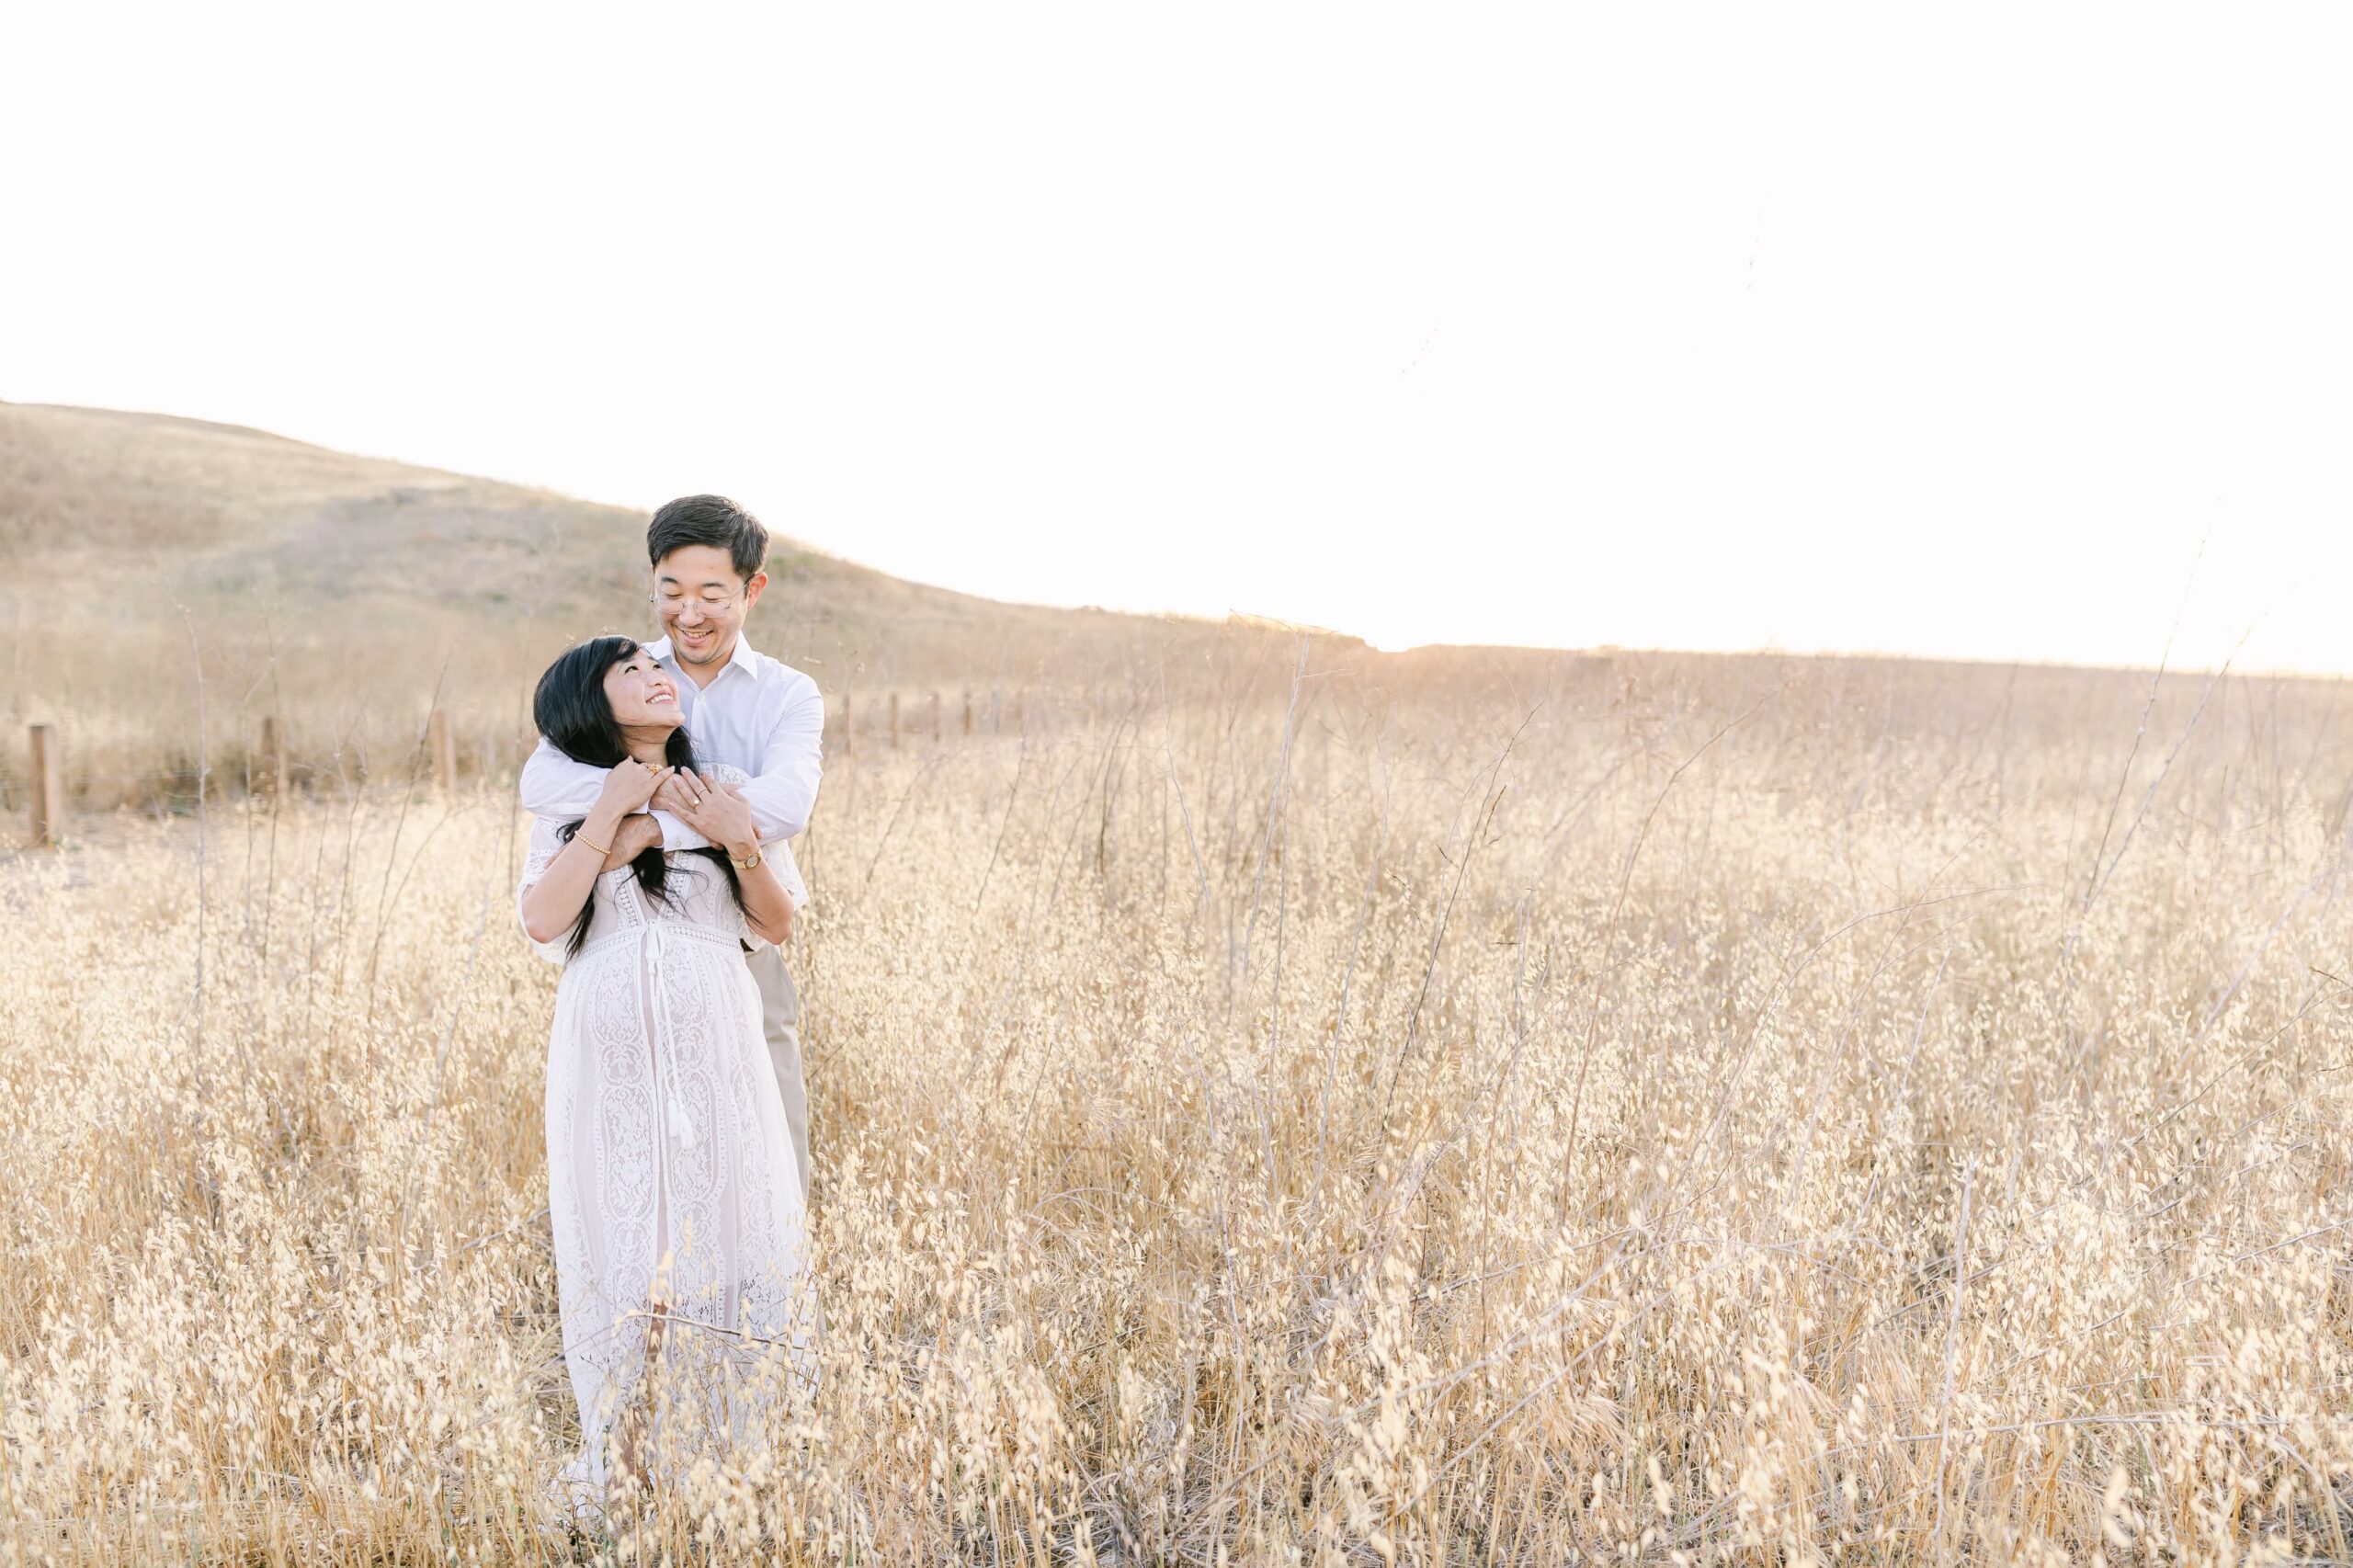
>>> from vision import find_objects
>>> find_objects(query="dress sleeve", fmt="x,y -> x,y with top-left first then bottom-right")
516,815 -> 575,966
767,840 -> 811,915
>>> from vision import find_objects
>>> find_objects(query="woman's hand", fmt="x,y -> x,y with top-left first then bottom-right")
595,759 -> 675,821
671,772 -> 759,858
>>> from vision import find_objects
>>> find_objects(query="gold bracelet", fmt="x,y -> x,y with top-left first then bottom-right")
575,833 -> 613,858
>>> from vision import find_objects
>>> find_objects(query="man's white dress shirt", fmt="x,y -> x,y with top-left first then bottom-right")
518,633 -> 820,909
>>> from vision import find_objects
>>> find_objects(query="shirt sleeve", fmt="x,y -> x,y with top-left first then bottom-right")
649,809 -> 709,852
518,736 -> 607,820
515,815 -> 576,966
735,673 -> 825,845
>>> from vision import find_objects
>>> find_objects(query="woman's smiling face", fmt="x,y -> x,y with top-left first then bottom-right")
603,646 -> 682,732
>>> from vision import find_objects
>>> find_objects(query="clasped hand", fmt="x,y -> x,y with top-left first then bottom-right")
655,768 -> 759,858
595,757 -> 675,816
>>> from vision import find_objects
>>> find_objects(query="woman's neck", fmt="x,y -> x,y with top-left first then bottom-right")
620,731 -> 671,770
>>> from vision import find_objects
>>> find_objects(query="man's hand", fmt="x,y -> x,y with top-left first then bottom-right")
597,812 -> 663,872
670,773 -> 760,859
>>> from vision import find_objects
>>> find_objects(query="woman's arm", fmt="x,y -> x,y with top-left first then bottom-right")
517,760 -> 674,944
733,851 -> 796,947
518,806 -> 628,945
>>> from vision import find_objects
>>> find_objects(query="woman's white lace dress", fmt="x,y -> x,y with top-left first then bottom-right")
517,769 -> 815,1508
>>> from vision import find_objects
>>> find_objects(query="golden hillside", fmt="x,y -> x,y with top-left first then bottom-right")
0,399 -> 1309,681
2,400 -> 2331,820
0,402 -> 1368,800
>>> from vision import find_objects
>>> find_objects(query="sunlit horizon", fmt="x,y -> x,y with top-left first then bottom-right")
21,388 -> 2330,681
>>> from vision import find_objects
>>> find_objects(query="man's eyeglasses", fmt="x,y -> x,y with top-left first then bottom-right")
651,589 -> 743,617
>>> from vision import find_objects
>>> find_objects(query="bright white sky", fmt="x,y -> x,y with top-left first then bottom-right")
4,5 -> 2348,671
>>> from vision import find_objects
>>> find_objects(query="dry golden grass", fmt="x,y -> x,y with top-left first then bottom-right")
5,637 -> 2352,1563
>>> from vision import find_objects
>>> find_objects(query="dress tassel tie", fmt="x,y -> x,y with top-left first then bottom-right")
643,922 -> 700,1150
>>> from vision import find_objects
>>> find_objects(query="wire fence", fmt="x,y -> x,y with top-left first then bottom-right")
0,687 -> 1065,842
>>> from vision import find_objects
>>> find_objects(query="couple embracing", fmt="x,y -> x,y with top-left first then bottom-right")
513,494 -> 823,1519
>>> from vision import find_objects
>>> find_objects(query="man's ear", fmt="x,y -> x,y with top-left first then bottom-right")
744,570 -> 770,610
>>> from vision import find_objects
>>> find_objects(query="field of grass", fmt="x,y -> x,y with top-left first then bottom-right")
5,635 -> 2352,1563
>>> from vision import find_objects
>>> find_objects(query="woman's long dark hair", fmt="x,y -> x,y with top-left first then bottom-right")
532,635 -> 743,959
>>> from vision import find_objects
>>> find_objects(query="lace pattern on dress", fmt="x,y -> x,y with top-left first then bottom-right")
518,779 -> 810,1492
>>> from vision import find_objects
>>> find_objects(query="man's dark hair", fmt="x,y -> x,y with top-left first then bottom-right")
646,494 -> 768,583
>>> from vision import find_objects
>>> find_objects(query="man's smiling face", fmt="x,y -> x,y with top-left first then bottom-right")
653,543 -> 767,670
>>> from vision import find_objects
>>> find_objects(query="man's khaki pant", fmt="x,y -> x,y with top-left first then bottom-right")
745,943 -> 811,1199
747,942 -> 824,1348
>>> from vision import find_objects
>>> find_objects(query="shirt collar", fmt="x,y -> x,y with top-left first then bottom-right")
646,631 -> 762,684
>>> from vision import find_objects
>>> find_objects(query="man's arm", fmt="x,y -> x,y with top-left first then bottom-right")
735,674 -> 824,845
520,734 -> 706,849
669,779 -> 812,915
665,675 -> 824,845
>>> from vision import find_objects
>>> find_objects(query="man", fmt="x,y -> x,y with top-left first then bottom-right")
520,494 -> 824,1196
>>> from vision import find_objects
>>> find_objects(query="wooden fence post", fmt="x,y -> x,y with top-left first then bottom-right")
258,716 -> 288,800
841,690 -> 854,757
427,710 -> 456,794
962,689 -> 973,737
929,690 -> 941,744
28,723 -> 60,847
889,692 -> 901,750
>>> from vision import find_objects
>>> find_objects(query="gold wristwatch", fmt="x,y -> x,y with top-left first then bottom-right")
730,845 -> 763,871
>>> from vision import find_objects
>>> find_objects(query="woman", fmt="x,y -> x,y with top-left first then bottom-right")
517,636 -> 815,1517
